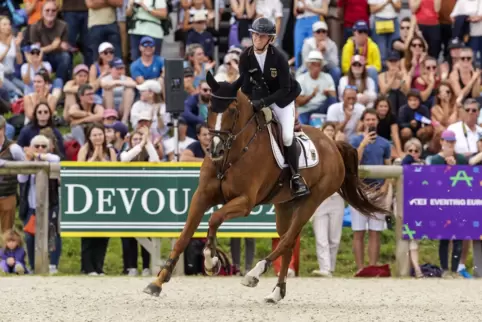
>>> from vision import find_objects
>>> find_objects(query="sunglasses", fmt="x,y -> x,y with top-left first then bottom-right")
45,9 -> 57,13
30,50 -> 40,56
34,144 -> 47,149
411,43 -> 423,48
465,108 -> 478,113
408,149 -> 420,153
461,56 -> 473,61
315,29 -> 327,34
355,30 -> 368,34
352,62 -> 363,67
103,50 -> 114,55
400,26 -> 410,30
142,43 -> 155,48
37,110 -> 49,115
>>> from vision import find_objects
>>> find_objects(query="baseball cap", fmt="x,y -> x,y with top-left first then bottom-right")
105,121 -> 129,139
29,44 -> 41,53
136,79 -> 162,93
353,20 -> 369,32
312,21 -> 328,32
138,110 -> 152,122
73,64 -> 89,75
306,51 -> 324,63
98,42 -> 114,53
441,130 -> 456,142
192,11 -> 207,22
387,51 -> 401,61
103,109 -> 118,119
351,55 -> 366,65
448,38 -> 464,50
140,36 -> 155,47
184,67 -> 194,77
109,57 -> 125,68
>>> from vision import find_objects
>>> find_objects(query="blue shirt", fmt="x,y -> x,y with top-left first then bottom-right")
130,56 -> 164,81
182,94 -> 207,139
186,30 -> 215,59
350,134 -> 391,186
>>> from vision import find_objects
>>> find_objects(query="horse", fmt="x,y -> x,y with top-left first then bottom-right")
143,71 -> 389,303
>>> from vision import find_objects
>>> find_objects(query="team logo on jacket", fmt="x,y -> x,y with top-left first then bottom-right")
270,68 -> 277,78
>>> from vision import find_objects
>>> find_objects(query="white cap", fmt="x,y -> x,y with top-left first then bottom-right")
223,53 -> 239,64
138,110 -> 153,122
192,11 -> 207,22
98,42 -> 114,53
136,79 -> 162,93
306,51 -> 324,63
312,21 -> 328,32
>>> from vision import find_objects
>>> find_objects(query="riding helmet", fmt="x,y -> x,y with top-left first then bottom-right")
248,17 -> 276,36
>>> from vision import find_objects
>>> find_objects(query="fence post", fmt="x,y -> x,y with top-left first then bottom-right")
395,174 -> 410,276
35,169 -> 49,274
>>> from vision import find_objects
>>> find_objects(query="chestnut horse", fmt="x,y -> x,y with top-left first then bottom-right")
143,72 -> 389,302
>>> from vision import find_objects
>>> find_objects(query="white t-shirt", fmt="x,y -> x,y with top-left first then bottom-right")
367,0 -> 399,19
256,0 -> 283,23
254,51 -> 267,72
164,136 -> 196,155
130,100 -> 159,130
296,71 -> 335,114
296,0 -> 324,19
326,102 -> 366,139
0,37 -> 17,74
20,62 -> 52,94
447,121 -> 482,154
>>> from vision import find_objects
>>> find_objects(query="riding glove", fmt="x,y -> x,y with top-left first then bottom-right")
251,99 -> 265,112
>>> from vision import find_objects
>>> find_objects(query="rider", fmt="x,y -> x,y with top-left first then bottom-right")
234,17 -> 310,198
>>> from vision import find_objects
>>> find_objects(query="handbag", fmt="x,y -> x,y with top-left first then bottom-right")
24,214 -> 36,235
375,19 -> 395,34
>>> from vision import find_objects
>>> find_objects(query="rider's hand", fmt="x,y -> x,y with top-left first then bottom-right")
251,99 -> 264,112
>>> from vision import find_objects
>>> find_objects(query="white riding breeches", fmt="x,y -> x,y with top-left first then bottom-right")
271,101 -> 295,146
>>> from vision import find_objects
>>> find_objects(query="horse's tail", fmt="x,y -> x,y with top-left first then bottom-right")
335,140 -> 391,217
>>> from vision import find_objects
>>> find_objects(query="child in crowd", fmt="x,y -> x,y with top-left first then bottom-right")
186,11 -> 215,60
0,229 -> 27,274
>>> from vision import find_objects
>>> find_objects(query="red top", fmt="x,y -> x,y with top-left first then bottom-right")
337,0 -> 369,28
415,0 -> 439,25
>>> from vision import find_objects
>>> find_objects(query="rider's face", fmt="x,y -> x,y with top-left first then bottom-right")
252,32 -> 270,50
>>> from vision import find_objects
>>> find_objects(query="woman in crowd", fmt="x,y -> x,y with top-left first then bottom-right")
17,102 -> 65,158
89,42 -> 115,102
411,56 -> 442,105
311,121 -> 344,277
23,71 -> 58,125
63,64 -> 90,124
378,51 -> 407,116
449,47 -> 481,101
0,16 -> 24,97
229,0 -> 256,47
401,35 -> 427,89
21,44 -> 53,95
18,134 -> 61,274
214,53 -> 240,83
77,124 -> 117,275
184,43 -> 214,88
120,126 -> 160,276
338,55 -> 377,108
373,96 -> 403,159
410,0 -> 441,59
431,82 -> 459,129
368,0 -> 401,63
130,79 -> 163,134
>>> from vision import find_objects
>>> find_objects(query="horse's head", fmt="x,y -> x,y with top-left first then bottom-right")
206,71 -> 253,162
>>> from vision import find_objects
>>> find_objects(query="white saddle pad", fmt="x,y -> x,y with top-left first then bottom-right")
267,123 -> 319,169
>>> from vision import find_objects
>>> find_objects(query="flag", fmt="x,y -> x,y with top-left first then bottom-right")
414,112 -> 432,125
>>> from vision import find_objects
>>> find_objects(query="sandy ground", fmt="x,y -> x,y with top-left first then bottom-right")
1,276 -> 479,322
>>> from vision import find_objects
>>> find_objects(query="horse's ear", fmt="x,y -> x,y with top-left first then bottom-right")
206,71 -> 220,92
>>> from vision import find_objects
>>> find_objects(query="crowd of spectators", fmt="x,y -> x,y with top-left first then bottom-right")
0,0 -> 482,279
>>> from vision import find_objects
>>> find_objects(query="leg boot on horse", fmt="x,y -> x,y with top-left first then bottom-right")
285,140 -> 310,198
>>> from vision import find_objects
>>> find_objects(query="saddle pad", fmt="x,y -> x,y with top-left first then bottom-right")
267,124 -> 319,169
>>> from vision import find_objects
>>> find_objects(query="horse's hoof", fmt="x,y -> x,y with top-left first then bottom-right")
264,286 -> 283,304
241,275 -> 259,288
143,283 -> 162,297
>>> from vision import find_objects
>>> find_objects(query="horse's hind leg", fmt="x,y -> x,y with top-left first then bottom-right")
143,189 -> 215,297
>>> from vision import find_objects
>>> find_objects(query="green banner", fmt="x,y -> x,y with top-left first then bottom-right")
60,162 -> 278,238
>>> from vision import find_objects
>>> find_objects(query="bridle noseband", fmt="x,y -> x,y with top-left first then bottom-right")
208,93 -> 262,180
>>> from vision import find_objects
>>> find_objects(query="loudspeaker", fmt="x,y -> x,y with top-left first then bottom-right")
164,58 -> 187,114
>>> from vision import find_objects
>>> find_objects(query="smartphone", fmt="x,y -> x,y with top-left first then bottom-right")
368,126 -> 377,133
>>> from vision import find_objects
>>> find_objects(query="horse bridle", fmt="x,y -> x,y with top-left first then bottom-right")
208,93 -> 262,180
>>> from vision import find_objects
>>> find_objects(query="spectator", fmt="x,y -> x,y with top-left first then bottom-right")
40,127 -> 64,160
429,129 -> 466,278
134,110 -> 166,160
0,229 -> 26,275
126,0 -> 168,59
184,67 -> 197,95
254,0 -> 283,41
105,121 -> 129,153
449,48 -> 481,100
116,0 -> 130,61
102,108 -> 119,126
349,108 -> 391,273
120,126 -> 160,276
439,0 -> 456,60
89,42 -> 115,101
229,0 -> 256,47
23,71 -> 58,125
69,84 -> 104,145
184,43 -> 214,88
411,0 -> 441,59
230,237 -> 255,276
130,36 -> 165,85
0,115 -> 24,233
21,44 -> 54,95
63,64 -> 90,123
182,0 -> 214,33
411,56 -> 441,105
0,16 -> 24,96
77,123 -> 116,276
295,50 -> 336,124
398,89 -> 430,142
186,11 -> 215,59
446,38 -> 465,71
293,0 -> 327,68
468,4 -> 482,66
301,21 -> 340,88
341,20 -> 381,88
311,121 -> 344,277
86,0 -> 122,62
400,36 -> 427,89
130,79 -> 162,132
182,79 -> 211,139
214,53 -> 239,83
61,0 -> 92,66
401,137 -> 424,165
338,55 -> 377,108
431,81 -> 459,129
337,0 -> 369,43
29,0 -> 72,83
100,57 -> 137,123
447,98 -> 482,159
164,117 -> 196,160
180,122 -> 210,161
17,102 -> 65,157
391,17 -> 413,57
18,134 -> 61,274
378,51 -> 407,115
373,96 -> 403,159
326,85 -> 366,140
368,0 -> 401,62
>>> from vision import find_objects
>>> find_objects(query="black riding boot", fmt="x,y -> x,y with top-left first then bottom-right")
285,140 -> 310,197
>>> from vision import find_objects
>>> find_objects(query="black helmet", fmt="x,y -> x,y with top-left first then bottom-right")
248,17 -> 276,36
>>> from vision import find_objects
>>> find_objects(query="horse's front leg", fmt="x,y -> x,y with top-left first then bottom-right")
143,188 -> 215,297
203,195 -> 253,275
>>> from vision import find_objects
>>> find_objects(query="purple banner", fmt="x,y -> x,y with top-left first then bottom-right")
403,165 -> 482,240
